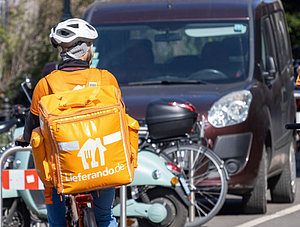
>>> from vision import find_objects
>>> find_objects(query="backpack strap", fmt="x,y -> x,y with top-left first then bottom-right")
44,76 -> 55,95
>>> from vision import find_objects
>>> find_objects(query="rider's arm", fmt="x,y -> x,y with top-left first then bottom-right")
23,112 -> 39,143
23,78 -> 50,143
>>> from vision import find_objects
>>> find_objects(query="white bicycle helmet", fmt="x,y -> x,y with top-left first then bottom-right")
49,18 -> 98,49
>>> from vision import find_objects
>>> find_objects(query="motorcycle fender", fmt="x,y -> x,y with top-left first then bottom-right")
14,151 -> 31,169
129,150 -> 175,187
19,190 -> 47,219
2,188 -> 19,199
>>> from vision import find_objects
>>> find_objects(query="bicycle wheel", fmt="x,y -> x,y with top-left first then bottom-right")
162,144 -> 228,226
82,208 -> 97,227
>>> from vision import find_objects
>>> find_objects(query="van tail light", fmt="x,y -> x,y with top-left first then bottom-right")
166,162 -> 182,174
168,102 -> 196,112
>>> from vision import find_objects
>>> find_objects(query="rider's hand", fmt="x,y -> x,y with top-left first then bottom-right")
15,135 -> 29,147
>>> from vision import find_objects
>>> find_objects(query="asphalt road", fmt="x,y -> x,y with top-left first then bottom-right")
203,151 -> 300,227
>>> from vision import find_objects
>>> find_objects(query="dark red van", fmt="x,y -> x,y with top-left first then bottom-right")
84,0 -> 296,214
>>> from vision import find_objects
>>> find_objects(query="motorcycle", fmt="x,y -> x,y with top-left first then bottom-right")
0,104 -> 33,226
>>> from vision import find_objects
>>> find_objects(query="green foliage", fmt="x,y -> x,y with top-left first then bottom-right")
0,0 -> 97,107
283,1 -> 300,48
285,12 -> 300,47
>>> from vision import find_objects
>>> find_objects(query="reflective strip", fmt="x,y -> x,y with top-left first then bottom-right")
297,112 -> 300,123
40,119 -> 44,130
58,141 -> 80,151
10,170 -> 24,189
103,131 -> 122,145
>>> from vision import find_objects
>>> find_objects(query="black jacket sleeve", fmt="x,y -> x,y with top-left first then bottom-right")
23,112 -> 40,143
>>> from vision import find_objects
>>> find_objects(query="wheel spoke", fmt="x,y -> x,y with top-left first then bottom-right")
162,144 -> 228,226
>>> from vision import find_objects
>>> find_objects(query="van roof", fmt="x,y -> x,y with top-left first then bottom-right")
83,0 -> 283,24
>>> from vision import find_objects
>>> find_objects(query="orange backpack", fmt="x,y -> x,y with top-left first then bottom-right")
30,72 -> 139,194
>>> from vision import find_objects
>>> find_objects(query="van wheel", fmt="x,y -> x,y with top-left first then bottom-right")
270,139 -> 296,203
242,147 -> 267,214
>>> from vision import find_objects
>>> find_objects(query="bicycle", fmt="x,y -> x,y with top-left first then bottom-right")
65,193 -> 97,227
139,112 -> 229,226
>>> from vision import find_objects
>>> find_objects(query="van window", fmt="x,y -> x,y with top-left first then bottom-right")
261,17 -> 277,73
271,11 -> 291,72
92,22 -> 249,85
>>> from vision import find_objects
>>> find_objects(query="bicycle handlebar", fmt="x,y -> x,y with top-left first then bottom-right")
15,141 -> 30,147
285,123 -> 300,130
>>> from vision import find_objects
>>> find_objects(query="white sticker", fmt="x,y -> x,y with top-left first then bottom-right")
89,82 -> 97,87
26,175 -> 35,184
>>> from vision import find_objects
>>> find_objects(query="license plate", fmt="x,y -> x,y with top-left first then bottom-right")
179,177 -> 191,196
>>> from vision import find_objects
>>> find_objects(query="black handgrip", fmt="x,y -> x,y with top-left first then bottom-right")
285,123 -> 300,130
15,141 -> 30,147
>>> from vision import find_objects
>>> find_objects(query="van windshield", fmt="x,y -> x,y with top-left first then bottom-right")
92,22 -> 249,85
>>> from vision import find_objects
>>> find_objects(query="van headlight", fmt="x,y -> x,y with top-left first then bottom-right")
208,90 -> 252,128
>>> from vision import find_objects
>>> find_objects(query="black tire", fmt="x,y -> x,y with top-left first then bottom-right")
2,199 -> 31,227
137,188 -> 188,227
242,146 -> 267,214
270,138 -> 296,203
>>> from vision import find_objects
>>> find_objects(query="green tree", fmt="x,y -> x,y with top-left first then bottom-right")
282,0 -> 300,47
0,0 -> 96,106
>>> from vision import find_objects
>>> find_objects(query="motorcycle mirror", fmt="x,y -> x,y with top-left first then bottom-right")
25,76 -> 32,89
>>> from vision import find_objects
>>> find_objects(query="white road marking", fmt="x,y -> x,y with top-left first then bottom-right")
235,204 -> 300,227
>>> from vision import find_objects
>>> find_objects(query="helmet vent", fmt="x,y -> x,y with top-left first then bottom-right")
86,24 -> 95,31
57,29 -> 75,38
67,24 -> 79,28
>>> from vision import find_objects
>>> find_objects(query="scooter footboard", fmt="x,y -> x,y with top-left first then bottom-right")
113,199 -> 167,223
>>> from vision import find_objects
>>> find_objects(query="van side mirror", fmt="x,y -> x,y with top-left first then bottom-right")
262,56 -> 276,81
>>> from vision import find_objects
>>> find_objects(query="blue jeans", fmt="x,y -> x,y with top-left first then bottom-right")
46,187 -> 118,227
